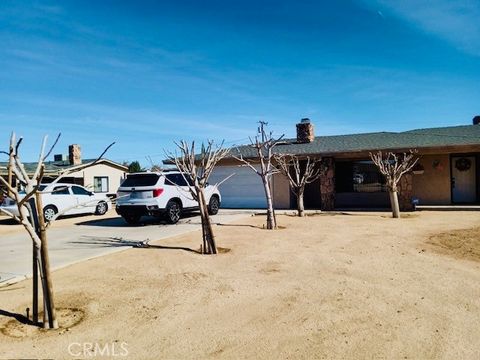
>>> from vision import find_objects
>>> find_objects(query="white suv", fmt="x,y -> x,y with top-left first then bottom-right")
115,171 -> 221,225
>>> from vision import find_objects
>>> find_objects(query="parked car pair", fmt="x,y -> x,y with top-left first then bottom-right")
0,183 -> 110,221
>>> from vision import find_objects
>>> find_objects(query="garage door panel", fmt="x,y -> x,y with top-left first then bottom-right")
209,166 -> 266,208
221,195 -> 266,208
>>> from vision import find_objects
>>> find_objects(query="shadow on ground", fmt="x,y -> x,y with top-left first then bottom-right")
69,236 -> 201,254
75,212 -> 200,227
216,223 -> 263,229
0,309 -> 33,326
0,213 -> 94,226
0,218 -> 20,226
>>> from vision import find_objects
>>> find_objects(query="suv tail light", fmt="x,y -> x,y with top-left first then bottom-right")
152,188 -> 164,197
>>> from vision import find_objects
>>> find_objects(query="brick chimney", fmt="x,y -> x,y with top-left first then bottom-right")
296,118 -> 315,143
68,144 -> 82,166
473,116 -> 480,125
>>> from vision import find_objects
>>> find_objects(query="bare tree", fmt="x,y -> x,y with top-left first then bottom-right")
234,121 -> 284,229
0,133 -> 57,328
0,133 -> 114,329
274,155 -> 323,217
370,150 -> 419,218
145,155 -> 164,172
167,140 -> 229,254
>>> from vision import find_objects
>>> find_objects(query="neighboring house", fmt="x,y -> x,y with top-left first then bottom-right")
0,144 -> 127,198
208,117 -> 480,210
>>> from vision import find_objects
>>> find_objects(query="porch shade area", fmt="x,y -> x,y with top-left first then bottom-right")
335,160 -> 390,208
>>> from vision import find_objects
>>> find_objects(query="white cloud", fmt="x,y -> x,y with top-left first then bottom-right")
362,0 -> 480,56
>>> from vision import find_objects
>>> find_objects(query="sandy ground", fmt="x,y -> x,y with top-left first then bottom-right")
0,211 -> 479,359
0,209 -> 254,284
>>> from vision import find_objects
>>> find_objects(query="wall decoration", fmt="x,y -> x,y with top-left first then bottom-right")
432,160 -> 444,171
455,157 -> 471,172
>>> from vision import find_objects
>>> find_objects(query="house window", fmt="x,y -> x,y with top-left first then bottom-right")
94,177 -> 109,193
336,161 -> 386,193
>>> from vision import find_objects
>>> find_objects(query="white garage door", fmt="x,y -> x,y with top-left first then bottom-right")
209,165 -> 266,208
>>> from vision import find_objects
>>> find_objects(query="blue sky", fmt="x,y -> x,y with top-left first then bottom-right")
1,0 -> 479,164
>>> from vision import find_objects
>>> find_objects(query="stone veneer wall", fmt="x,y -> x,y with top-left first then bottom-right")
320,157 -> 335,210
398,173 -> 414,211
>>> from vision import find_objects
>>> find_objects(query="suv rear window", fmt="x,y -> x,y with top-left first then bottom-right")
121,174 -> 160,187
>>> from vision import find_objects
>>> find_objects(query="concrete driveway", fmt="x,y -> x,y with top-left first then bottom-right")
0,209 -> 253,286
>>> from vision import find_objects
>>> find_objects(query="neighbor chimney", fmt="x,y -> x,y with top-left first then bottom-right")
54,154 -> 66,162
69,144 -> 82,165
296,118 -> 315,143
473,116 -> 480,125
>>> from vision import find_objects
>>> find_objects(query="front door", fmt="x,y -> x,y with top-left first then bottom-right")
451,156 -> 476,203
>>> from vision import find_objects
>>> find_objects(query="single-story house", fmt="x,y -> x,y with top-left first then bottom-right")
208,117 -> 480,210
0,144 -> 128,198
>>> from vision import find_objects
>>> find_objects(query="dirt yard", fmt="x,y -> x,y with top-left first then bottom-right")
0,211 -> 479,359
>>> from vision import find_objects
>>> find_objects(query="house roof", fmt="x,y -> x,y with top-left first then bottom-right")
228,124 -> 480,158
0,158 -> 128,176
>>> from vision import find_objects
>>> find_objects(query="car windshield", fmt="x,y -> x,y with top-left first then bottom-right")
121,174 -> 160,187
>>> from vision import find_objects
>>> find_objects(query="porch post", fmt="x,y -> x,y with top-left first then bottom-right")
398,173 -> 414,211
320,157 -> 335,211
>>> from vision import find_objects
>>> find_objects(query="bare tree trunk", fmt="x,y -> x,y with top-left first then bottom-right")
26,199 -> 40,325
197,190 -> 208,254
262,177 -> 276,229
7,141 -> 14,198
7,168 -> 12,198
32,244 -> 39,324
297,190 -> 305,217
198,189 -> 217,254
197,197 -> 208,254
389,190 -> 400,219
37,253 -> 48,326
35,193 -> 58,329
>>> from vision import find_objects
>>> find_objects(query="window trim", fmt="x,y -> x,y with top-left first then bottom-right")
93,176 -> 109,193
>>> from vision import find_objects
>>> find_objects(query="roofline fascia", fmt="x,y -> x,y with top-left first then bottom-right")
217,143 -> 480,163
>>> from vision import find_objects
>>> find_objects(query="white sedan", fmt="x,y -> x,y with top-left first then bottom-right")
0,183 -> 111,221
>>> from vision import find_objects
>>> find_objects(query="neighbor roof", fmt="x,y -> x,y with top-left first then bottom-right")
0,158 -> 128,176
228,124 -> 480,158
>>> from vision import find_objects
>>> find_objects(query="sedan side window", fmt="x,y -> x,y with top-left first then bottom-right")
52,186 -> 70,195
71,186 -> 91,196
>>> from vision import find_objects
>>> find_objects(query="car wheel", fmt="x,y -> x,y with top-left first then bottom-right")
43,205 -> 57,222
165,200 -> 181,224
208,196 -> 220,215
122,214 -> 141,225
95,201 -> 108,215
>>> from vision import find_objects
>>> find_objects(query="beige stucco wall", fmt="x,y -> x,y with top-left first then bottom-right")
217,155 -> 454,207
272,173 -> 291,209
69,164 -> 126,195
412,154 -> 451,205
